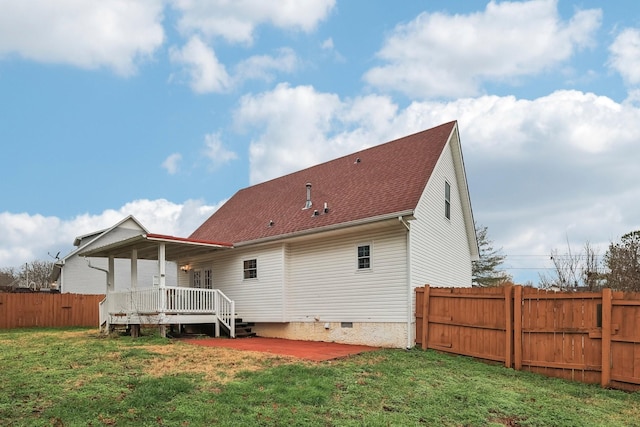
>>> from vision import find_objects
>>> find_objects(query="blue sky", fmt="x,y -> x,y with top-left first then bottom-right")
1,0 -> 640,285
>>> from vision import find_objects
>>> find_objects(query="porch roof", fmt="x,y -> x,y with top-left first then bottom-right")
78,233 -> 233,261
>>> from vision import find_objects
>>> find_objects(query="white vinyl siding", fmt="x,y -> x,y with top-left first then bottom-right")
201,245 -> 285,322
286,227 -> 407,322
410,139 -> 473,289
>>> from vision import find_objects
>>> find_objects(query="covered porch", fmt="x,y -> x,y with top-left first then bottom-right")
79,233 -> 235,337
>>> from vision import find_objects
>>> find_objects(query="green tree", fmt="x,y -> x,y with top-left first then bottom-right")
604,230 -> 640,291
472,224 -> 511,287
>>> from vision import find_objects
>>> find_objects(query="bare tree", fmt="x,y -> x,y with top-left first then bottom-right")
539,241 -> 603,291
1,261 -> 55,291
604,230 -> 640,291
0,267 -> 17,290
472,224 -> 511,287
27,260 -> 55,290
583,242 -> 605,291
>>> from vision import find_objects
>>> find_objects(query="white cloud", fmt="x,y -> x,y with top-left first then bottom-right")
235,48 -> 299,83
170,38 -> 298,93
321,38 -> 334,51
203,133 -> 238,169
364,0 -> 602,98
0,0 -> 164,76
0,199 -> 224,269
233,84 -> 640,283
162,153 -> 182,175
171,0 -> 335,44
169,36 -> 231,93
608,28 -> 640,86
235,83 -> 357,183
319,36 -> 345,62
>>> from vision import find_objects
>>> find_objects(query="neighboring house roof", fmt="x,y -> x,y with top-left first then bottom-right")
191,121 -> 476,253
51,215 -> 149,281
73,230 -> 106,247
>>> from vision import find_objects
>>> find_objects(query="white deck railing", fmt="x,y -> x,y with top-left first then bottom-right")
105,286 -> 235,337
99,296 -> 108,331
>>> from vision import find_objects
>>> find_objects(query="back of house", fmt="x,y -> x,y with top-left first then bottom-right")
180,121 -> 478,348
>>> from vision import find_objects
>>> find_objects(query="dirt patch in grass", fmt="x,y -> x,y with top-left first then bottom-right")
142,343 -> 300,383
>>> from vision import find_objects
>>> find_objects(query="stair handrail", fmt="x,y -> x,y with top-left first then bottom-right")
215,289 -> 235,338
99,296 -> 108,331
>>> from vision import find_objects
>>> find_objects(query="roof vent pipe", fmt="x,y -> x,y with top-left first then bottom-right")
304,183 -> 312,209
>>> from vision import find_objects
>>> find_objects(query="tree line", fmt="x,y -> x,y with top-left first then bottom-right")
473,225 -> 640,292
0,260 -> 55,292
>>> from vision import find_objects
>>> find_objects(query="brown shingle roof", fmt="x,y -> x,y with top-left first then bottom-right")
190,121 -> 457,244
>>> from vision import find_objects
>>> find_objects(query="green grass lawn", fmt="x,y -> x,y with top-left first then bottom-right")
0,328 -> 638,426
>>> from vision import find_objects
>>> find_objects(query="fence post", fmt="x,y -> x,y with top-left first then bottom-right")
513,285 -> 523,371
421,285 -> 430,350
505,284 -> 513,368
601,288 -> 612,388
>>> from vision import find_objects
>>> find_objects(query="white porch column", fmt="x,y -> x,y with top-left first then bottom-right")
158,243 -> 167,337
108,256 -> 115,291
131,249 -> 138,289
158,243 -> 166,287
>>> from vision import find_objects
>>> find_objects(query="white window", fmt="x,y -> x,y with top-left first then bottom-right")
243,259 -> 257,279
193,269 -> 202,288
445,181 -> 451,220
204,268 -> 213,289
357,244 -> 371,270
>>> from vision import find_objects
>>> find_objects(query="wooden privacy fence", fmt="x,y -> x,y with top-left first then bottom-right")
416,285 -> 640,391
0,293 -> 104,329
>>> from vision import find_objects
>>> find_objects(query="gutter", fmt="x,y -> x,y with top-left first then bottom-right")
234,209 -> 416,247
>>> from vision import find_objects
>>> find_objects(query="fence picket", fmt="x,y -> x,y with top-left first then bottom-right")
416,285 -> 640,391
0,293 -> 104,329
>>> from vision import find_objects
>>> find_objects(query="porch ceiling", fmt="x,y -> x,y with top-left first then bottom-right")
78,233 -> 233,261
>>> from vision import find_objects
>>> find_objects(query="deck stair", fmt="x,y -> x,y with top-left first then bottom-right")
233,318 -> 256,338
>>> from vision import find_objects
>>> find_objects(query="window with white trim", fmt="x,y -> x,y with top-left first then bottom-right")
445,181 -> 451,220
193,269 -> 202,288
357,244 -> 371,270
204,268 -> 213,289
243,259 -> 257,279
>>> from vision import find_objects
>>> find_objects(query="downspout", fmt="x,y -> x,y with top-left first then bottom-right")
399,216 -> 412,349
85,258 -> 111,293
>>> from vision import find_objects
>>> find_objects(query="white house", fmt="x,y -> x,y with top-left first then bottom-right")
83,121 -> 478,348
52,216 -> 177,294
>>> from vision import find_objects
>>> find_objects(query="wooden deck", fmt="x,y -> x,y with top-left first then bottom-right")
100,286 -> 235,337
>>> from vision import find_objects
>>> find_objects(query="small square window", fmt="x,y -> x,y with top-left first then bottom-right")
445,181 -> 451,220
357,245 -> 371,269
243,259 -> 257,279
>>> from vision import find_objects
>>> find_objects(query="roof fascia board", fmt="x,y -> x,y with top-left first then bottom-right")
145,234 -> 233,249
447,123 -> 479,260
234,210 -> 415,248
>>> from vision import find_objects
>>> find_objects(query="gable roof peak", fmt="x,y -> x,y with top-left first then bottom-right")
191,121 -> 459,244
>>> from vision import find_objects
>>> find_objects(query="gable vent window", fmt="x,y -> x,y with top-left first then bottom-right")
357,244 -> 371,270
445,181 -> 451,220
243,259 -> 257,279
